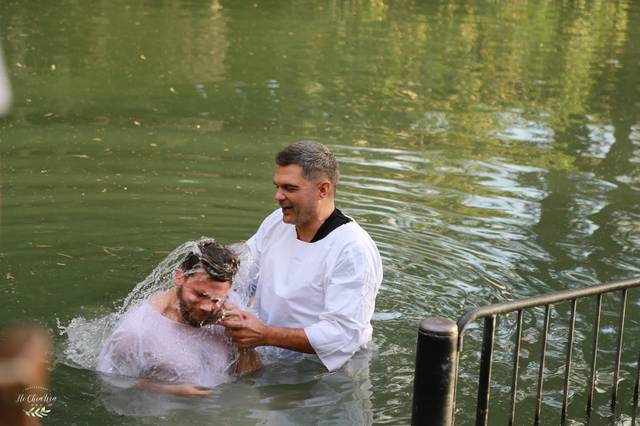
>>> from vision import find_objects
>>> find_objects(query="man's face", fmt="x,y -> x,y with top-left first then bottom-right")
176,271 -> 230,327
273,164 -> 320,226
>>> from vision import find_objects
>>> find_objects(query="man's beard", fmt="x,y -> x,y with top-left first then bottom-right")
177,287 -> 216,327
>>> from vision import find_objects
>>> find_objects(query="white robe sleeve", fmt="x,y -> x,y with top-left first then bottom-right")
303,242 -> 380,371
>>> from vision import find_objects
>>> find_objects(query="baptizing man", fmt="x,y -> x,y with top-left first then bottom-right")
97,241 -> 261,396
223,141 -> 383,371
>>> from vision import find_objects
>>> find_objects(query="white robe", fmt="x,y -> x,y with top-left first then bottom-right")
247,208 -> 383,371
96,292 -> 241,388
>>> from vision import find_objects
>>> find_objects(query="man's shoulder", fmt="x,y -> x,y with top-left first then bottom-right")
330,219 -> 376,248
251,208 -> 288,242
110,301 -> 157,336
320,220 -> 382,273
261,208 -> 285,227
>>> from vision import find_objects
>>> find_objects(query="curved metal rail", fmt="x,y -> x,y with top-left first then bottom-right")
412,276 -> 640,426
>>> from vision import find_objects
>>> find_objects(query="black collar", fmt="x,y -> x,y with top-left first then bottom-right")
310,208 -> 352,243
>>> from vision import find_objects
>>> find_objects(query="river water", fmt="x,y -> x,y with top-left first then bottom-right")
1,0 -> 639,424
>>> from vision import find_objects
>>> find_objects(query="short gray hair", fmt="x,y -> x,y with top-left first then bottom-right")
275,141 -> 338,187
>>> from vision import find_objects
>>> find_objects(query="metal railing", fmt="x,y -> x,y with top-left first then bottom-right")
411,277 -> 640,426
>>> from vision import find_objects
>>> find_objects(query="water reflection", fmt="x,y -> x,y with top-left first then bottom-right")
97,354 -> 375,425
1,0 -> 640,424
332,133 -> 640,423
496,110 -> 555,144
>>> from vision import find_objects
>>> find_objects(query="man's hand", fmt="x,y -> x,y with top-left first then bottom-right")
221,304 -> 248,322
221,308 -> 316,354
222,310 -> 270,348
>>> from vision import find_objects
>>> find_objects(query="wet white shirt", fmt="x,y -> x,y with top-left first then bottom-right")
247,208 -> 383,371
96,292 -> 241,388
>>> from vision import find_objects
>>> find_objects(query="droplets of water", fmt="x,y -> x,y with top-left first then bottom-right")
58,238 -> 258,371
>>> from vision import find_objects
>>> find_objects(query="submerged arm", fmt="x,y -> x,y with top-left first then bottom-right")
134,380 -> 213,397
233,348 -> 262,376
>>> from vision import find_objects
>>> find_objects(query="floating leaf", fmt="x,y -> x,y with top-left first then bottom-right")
71,154 -> 90,159
139,54 -> 146,60
400,89 -> 418,100
5,272 -> 14,281
210,0 -> 223,12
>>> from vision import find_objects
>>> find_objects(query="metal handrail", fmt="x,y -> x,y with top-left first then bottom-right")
411,276 -> 640,426
457,276 -> 640,332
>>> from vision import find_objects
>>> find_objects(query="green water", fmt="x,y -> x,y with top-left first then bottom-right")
1,0 -> 639,424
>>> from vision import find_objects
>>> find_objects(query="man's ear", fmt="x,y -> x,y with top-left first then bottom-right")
175,269 -> 186,286
317,180 -> 332,199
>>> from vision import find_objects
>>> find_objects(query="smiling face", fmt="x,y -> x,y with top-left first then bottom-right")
273,164 -> 324,226
175,271 -> 230,327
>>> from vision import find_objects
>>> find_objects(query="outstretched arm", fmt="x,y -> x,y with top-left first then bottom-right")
134,380 -> 213,397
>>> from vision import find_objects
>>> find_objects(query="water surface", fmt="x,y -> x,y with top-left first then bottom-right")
1,0 -> 639,424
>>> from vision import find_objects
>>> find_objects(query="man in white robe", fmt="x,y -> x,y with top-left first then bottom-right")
223,141 -> 383,371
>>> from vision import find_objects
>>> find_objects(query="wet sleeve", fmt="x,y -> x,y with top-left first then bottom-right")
303,242 -> 381,371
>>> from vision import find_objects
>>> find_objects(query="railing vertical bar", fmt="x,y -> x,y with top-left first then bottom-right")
611,289 -> 628,411
561,299 -> 577,425
508,310 -> 523,426
632,350 -> 640,425
452,333 -> 465,426
411,318 -> 459,426
475,315 -> 496,426
534,305 -> 551,425
586,294 -> 603,420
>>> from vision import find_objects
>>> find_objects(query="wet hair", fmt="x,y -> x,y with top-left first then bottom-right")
275,141 -> 339,188
179,240 -> 239,284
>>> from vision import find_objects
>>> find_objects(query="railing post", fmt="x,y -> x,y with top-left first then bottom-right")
412,317 -> 459,426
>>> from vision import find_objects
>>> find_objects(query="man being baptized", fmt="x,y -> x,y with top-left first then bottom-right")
96,241 -> 261,397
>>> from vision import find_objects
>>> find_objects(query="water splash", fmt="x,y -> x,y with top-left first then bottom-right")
58,238 -> 257,371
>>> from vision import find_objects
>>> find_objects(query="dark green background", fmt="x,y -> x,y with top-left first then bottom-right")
1,0 -> 639,424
